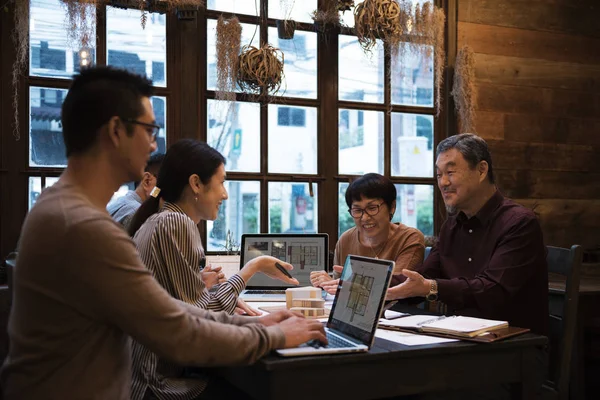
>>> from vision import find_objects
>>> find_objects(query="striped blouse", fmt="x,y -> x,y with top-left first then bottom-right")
130,202 -> 246,400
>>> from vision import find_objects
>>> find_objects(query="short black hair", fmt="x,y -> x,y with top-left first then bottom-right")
436,133 -> 495,184
144,152 -> 165,176
345,173 -> 397,210
61,66 -> 154,157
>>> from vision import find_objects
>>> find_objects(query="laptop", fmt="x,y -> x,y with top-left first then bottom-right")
277,255 -> 394,356
239,234 -> 329,302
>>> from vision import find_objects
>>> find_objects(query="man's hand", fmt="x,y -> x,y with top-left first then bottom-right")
258,310 -> 303,326
310,270 -> 330,287
201,265 -> 226,289
278,317 -> 328,348
234,298 -> 261,316
386,269 -> 431,301
241,256 -> 300,286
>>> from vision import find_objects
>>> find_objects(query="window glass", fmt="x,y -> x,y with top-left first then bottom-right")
391,44 -> 434,107
391,113 -> 433,178
28,176 -> 59,210
392,184 -> 434,236
207,20 -> 259,92
268,28 -> 317,99
338,109 -> 384,175
207,100 -> 260,173
269,182 -> 318,234
268,0 -> 317,23
207,181 -> 261,252
30,0 -> 96,78
339,35 -> 384,103
29,87 -> 67,167
107,7 -> 167,87
152,96 -> 167,154
206,0 -> 259,16
268,105 -> 317,174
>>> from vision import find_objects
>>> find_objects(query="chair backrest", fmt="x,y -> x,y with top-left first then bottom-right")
546,245 -> 582,399
424,246 -> 431,260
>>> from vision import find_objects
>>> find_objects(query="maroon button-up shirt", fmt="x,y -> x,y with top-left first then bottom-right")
414,191 -> 548,335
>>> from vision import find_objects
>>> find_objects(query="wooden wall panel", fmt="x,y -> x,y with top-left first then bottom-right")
458,1 -> 600,250
459,0 -> 600,37
459,23 -> 600,65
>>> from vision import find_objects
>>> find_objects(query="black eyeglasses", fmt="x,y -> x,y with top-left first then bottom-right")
349,202 -> 385,219
122,118 -> 160,140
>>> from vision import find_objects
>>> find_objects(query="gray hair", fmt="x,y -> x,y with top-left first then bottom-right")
436,133 -> 495,184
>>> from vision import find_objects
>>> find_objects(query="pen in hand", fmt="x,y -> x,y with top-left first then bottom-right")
275,262 -> 293,279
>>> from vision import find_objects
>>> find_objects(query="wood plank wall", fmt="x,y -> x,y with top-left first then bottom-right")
457,0 -> 600,251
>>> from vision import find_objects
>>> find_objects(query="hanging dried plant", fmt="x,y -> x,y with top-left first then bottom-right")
452,45 -> 477,133
11,0 -> 29,140
216,16 -> 242,102
432,6 -> 446,115
237,44 -> 285,97
354,0 -> 403,53
337,0 -> 354,12
61,0 -> 99,49
311,1 -> 341,30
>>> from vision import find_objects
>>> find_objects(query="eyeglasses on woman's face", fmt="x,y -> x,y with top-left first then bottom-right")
348,202 -> 385,219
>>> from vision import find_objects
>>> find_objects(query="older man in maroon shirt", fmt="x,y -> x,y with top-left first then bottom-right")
388,133 -> 548,336
387,133 -> 548,398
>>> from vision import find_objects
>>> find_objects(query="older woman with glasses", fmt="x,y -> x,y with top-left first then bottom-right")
310,173 -> 425,294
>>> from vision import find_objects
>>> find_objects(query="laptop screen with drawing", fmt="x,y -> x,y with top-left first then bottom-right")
328,255 -> 394,345
240,234 -> 329,288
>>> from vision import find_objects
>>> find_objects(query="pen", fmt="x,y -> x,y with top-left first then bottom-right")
275,262 -> 293,279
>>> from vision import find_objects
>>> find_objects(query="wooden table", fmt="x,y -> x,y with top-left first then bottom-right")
220,324 -> 546,399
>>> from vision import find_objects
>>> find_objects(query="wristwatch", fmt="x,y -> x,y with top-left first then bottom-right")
425,279 -> 438,302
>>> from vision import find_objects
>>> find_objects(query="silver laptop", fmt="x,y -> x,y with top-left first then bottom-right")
277,255 -> 394,357
239,234 -> 329,302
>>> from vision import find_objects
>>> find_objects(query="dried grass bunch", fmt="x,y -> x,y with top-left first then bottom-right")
311,1 -> 341,28
452,45 -> 477,133
216,16 -> 242,102
61,0 -> 100,49
237,45 -> 285,97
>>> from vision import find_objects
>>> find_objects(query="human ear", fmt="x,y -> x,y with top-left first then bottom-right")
478,161 -> 489,183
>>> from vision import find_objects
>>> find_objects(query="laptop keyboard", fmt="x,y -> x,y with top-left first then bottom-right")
244,290 -> 286,295
307,332 -> 355,349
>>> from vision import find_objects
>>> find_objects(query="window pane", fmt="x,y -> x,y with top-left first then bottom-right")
30,0 -> 96,78
152,96 -> 167,154
268,105 -> 317,174
206,0 -> 259,15
207,181 -> 260,252
392,44 -> 434,107
30,87 -> 67,167
339,35 -> 384,103
339,109 -> 383,175
207,20 -> 258,92
28,176 -> 59,210
107,7 -> 166,86
207,100 -> 260,173
269,182 -> 318,234
338,182 -> 354,237
267,28 -> 317,98
268,0 -> 318,23
391,113 -> 433,178
340,2 -> 357,28
393,184 -> 434,237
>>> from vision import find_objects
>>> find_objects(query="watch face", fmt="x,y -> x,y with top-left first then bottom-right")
426,293 -> 438,302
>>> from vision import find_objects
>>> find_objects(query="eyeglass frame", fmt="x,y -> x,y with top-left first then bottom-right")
121,118 -> 160,140
348,201 -> 386,219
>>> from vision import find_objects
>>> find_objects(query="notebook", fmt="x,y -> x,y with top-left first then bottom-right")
379,315 -> 509,338
277,255 -> 394,356
239,234 -> 328,301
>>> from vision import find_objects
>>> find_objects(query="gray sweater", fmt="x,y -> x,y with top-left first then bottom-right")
0,179 -> 284,400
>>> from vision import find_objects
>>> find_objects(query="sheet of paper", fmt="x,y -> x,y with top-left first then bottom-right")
378,315 -> 443,329
375,329 -> 458,346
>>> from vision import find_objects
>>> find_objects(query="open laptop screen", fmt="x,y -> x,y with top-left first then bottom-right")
240,234 -> 329,288
328,255 -> 394,345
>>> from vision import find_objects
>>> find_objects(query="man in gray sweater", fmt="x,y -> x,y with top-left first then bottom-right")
0,66 -> 326,400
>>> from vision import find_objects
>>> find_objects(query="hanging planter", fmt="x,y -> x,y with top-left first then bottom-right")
276,19 -> 296,40
237,44 -> 285,97
216,16 -> 242,102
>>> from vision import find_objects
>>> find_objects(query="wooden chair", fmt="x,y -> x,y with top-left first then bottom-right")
544,245 -> 583,400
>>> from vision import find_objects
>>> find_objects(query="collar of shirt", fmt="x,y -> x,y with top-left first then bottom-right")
125,190 -> 143,205
449,190 -> 504,229
162,202 -> 187,215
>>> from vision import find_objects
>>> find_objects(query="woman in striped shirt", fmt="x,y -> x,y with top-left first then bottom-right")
127,139 -> 299,400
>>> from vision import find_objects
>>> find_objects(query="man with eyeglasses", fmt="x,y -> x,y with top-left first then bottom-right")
1,66 -> 326,400
310,173 -> 425,294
